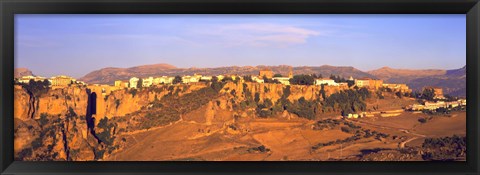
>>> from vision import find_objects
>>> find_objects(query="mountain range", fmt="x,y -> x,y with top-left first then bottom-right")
14,64 -> 466,97
367,66 -> 466,97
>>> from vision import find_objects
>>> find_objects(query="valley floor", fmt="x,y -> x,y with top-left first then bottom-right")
104,111 -> 466,161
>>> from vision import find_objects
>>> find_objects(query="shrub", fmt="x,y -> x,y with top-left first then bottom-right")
418,118 -> 427,123
254,92 -> 260,103
97,117 -> 116,145
422,135 -> 466,160
264,86 -> 269,93
22,79 -> 50,97
115,99 -> 121,109
286,97 -> 316,120
39,113 -> 49,126
129,89 -> 138,97
341,126 -> 352,133
17,148 -> 32,160
95,149 -> 106,160
289,74 -> 314,85
31,137 -> 43,149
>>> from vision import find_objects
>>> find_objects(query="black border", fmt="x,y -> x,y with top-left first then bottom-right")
1,0 -> 479,174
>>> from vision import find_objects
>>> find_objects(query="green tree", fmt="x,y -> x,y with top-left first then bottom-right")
221,76 -> 233,82
395,91 -> 403,98
23,79 -> 50,97
254,92 -> 260,103
421,88 -> 435,101
211,76 -> 219,82
273,74 -> 283,77
289,74 -> 314,85
210,77 -> 224,92
173,76 -> 182,84
264,98 -> 273,108
137,78 -> 143,89
243,75 -> 253,82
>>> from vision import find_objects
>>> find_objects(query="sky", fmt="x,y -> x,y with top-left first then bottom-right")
15,14 -> 466,78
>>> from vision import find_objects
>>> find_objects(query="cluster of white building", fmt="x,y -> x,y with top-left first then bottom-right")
314,78 -> 349,87
406,99 -> 467,111
113,69 -> 414,92
16,75 -> 86,88
117,74 -> 247,89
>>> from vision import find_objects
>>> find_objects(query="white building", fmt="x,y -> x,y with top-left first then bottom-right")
153,76 -> 175,85
315,78 -> 338,86
182,75 -> 200,84
200,76 -> 213,81
272,77 -> 291,85
18,75 -> 47,84
216,75 -> 225,81
49,75 -> 76,87
251,76 -> 264,83
129,77 -> 139,88
142,77 -> 154,87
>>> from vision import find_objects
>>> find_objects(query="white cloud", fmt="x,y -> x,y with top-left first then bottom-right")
196,23 -> 323,47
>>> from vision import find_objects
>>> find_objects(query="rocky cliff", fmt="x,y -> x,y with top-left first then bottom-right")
14,81 -> 378,161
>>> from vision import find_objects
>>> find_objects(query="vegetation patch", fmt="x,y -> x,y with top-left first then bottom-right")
421,135 -> 466,161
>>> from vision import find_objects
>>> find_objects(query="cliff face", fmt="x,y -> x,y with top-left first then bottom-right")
14,85 -> 103,161
14,81 -> 356,161
101,83 -> 208,119
14,85 -> 88,120
14,83 -> 209,124
14,83 -> 211,161
221,82 -> 348,104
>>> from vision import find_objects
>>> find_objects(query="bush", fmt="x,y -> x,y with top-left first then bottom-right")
341,126 -> 352,133
17,148 -> 33,160
286,97 -> 316,120
323,88 -> 370,115
115,99 -> 121,109
256,108 -> 273,118
289,74 -> 314,85
264,86 -> 269,93
97,117 -> 116,145
66,107 -> 77,120
422,135 -> 466,160
211,80 -> 224,92
39,113 -> 49,126
418,118 -> 427,123
254,92 -> 260,103
129,89 -> 138,97
95,149 -> 106,160
31,137 -> 43,149
22,79 -> 50,97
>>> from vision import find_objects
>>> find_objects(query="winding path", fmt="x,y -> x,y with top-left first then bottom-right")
346,119 -> 427,149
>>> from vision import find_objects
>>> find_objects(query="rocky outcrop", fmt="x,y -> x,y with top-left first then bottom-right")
102,83 -> 208,119
14,81 -> 356,161
14,85 -> 88,120
221,82 -> 349,104
14,68 -> 34,78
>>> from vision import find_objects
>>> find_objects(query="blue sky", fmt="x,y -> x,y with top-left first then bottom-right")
15,14 -> 466,78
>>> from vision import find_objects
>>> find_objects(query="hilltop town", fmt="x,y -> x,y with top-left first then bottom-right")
15,68 -> 465,118
13,67 -> 466,161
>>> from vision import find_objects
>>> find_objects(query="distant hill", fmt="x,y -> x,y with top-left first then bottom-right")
14,68 -> 34,78
78,63 -> 466,97
367,67 -> 446,83
369,66 -> 466,97
79,63 -> 177,84
446,65 -> 466,78
79,64 -> 376,85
